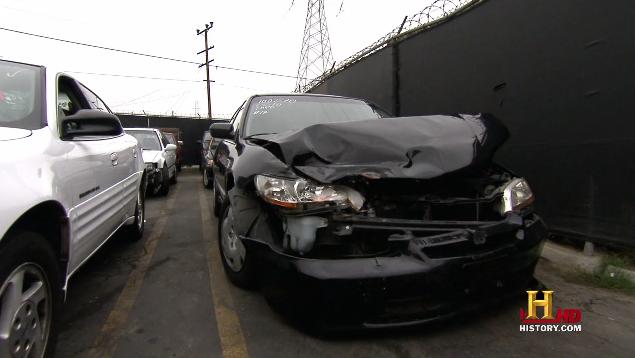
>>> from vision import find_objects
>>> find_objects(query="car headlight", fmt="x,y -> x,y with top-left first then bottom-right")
500,178 -> 534,214
254,174 -> 364,210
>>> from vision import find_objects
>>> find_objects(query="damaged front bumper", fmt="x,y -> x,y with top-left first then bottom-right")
244,212 -> 547,329
144,165 -> 162,192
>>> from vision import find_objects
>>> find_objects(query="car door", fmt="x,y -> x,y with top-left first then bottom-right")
58,76 -> 129,274
213,101 -> 244,202
78,83 -> 139,222
159,131 -> 176,177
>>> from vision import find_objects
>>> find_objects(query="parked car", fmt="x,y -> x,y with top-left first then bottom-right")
202,127 -> 225,189
210,94 -> 547,329
125,128 -> 177,195
0,59 -> 146,356
160,128 -> 183,171
199,119 -> 228,173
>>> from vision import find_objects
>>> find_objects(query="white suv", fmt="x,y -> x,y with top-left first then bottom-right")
0,59 -> 145,357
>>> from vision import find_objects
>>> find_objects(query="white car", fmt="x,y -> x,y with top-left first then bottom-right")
0,59 -> 146,357
125,128 -> 177,195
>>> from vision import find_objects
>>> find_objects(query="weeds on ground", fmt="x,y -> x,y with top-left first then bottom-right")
572,254 -> 635,294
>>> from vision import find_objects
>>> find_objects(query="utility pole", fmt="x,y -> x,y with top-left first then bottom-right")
197,21 -> 214,119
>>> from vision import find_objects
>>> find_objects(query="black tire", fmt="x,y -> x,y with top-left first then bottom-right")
218,205 -> 256,289
0,231 -> 62,358
203,168 -> 213,189
124,184 -> 145,241
157,166 -> 170,196
212,183 -> 221,217
170,167 -> 177,185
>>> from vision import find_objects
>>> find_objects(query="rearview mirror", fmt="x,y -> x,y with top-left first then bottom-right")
210,122 -> 234,139
165,144 -> 177,151
61,109 -> 123,140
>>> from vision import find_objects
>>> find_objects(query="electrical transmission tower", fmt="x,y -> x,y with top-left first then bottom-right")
295,0 -> 334,92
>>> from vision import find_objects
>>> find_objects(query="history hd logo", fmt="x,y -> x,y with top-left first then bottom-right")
519,290 -> 583,333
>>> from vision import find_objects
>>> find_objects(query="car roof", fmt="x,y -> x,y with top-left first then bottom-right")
249,93 -> 363,101
124,128 -> 159,131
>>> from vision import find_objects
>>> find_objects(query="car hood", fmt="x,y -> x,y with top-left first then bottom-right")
248,114 -> 509,183
141,150 -> 161,163
0,127 -> 32,141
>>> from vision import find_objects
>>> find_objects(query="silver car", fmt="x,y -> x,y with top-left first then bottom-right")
0,59 -> 146,357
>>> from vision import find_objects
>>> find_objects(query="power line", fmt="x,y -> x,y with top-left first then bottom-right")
65,70 -> 275,91
0,26 -> 302,79
65,71 -> 201,82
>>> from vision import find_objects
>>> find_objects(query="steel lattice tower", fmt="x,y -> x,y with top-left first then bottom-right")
295,0 -> 334,92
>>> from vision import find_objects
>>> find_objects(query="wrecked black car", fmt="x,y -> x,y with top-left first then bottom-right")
210,94 -> 546,329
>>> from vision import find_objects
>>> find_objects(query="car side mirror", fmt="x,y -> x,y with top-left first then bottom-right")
177,140 -> 183,146
61,109 -> 123,140
165,144 -> 177,151
210,122 -> 234,139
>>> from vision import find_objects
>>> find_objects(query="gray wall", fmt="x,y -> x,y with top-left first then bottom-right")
312,0 -> 635,246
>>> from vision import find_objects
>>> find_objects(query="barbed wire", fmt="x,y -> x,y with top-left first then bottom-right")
302,0 -> 477,92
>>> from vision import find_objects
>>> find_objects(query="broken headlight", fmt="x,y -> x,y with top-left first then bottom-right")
254,174 -> 364,210
500,178 -> 534,214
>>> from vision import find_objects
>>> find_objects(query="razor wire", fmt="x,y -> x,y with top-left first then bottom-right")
302,0 -> 477,92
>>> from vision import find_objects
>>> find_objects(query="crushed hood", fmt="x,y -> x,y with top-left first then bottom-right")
141,150 -> 161,164
250,114 -> 509,183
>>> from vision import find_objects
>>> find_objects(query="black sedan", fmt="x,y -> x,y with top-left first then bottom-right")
210,94 -> 546,329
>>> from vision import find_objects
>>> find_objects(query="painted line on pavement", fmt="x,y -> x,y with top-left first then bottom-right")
199,187 -> 250,358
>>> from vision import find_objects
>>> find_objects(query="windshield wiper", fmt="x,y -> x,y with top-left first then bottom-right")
244,132 -> 277,139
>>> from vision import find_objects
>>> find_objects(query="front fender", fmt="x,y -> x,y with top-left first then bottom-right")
157,155 -> 166,169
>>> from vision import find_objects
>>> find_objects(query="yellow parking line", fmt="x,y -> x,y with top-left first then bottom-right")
87,189 -> 178,358
199,187 -> 250,358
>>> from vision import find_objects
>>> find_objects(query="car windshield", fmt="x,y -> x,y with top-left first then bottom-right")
164,133 -> 176,144
0,61 -> 43,130
243,95 -> 389,136
127,130 -> 162,151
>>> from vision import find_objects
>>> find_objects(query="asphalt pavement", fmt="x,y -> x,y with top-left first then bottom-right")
55,168 -> 635,358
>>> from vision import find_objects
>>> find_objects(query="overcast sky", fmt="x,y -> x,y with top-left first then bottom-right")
0,0 -> 432,118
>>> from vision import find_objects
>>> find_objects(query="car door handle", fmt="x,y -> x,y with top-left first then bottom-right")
111,153 -> 118,166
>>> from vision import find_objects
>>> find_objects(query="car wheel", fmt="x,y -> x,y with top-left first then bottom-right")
212,183 -> 221,217
218,206 -> 256,289
0,231 -> 61,358
158,166 -> 170,196
125,185 -> 145,241
170,167 -> 177,185
203,169 -> 213,189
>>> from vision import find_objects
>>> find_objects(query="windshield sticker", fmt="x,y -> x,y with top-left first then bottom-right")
252,98 -> 296,116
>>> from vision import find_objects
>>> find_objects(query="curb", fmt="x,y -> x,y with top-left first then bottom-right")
540,241 -> 601,274
540,241 -> 635,283
606,265 -> 635,282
